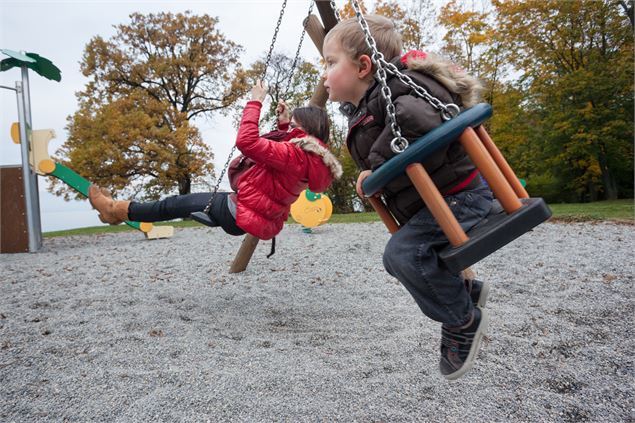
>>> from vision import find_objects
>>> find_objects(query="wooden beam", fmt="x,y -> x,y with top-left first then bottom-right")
315,0 -> 339,32
229,234 -> 260,273
305,14 -> 329,108
309,81 -> 329,109
304,14 -> 326,56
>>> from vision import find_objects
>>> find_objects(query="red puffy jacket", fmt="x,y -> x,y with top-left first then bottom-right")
233,101 -> 342,240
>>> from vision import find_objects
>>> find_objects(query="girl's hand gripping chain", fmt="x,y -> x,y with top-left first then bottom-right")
251,80 -> 268,102
276,100 -> 290,125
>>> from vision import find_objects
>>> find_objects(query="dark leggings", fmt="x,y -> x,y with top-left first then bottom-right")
128,192 -> 245,236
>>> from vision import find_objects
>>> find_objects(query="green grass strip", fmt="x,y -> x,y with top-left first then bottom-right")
43,199 -> 633,238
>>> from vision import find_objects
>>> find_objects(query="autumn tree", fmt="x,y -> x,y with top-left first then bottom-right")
52,11 -> 251,200
399,0 -> 438,50
617,0 -> 634,28
339,0 -> 369,19
493,0 -> 634,201
438,0 -> 492,76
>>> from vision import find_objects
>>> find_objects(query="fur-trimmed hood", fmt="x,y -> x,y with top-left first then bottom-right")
290,135 -> 343,178
289,135 -> 343,192
399,50 -> 484,108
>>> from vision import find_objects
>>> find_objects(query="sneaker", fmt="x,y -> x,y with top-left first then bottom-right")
439,306 -> 489,380
468,279 -> 490,308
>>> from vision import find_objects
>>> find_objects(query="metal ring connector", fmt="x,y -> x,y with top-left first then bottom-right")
390,136 -> 409,154
441,103 -> 461,121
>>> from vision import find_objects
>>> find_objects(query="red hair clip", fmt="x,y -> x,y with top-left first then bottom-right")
400,50 -> 428,65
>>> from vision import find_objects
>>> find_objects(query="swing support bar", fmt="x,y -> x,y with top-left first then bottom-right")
229,234 -> 261,273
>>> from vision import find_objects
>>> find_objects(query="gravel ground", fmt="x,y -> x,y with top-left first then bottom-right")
1,221 -> 634,422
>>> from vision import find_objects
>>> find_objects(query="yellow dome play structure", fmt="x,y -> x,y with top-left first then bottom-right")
290,189 -> 333,228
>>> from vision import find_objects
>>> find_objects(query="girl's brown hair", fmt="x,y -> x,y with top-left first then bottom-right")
292,106 -> 330,144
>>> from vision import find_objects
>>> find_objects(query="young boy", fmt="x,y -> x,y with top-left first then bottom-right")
322,15 -> 493,380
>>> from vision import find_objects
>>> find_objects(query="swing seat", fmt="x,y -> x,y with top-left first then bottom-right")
439,197 -> 551,273
190,211 -> 216,227
362,103 -> 552,273
363,104 -> 493,197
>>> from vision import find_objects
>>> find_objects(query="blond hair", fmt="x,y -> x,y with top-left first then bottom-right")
324,15 -> 402,69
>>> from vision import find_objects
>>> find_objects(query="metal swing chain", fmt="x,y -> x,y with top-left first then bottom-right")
201,0 -> 288,214
262,0 -> 288,78
350,0 -> 460,154
382,61 -> 461,121
282,0 -> 315,95
329,0 -> 342,21
351,0 -> 409,154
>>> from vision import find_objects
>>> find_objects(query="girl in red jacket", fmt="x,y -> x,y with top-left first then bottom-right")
88,81 -> 342,240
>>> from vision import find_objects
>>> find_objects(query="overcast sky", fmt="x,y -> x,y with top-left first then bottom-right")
0,0 -> 332,231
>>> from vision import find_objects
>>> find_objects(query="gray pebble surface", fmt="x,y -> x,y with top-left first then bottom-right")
1,221 -> 633,422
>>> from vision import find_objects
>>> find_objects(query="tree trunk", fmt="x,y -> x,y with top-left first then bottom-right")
618,0 -> 634,29
598,146 -> 618,200
600,162 -> 618,200
179,175 -> 191,195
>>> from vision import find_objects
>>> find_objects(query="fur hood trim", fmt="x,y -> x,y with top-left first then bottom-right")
402,51 -> 484,108
289,135 -> 343,179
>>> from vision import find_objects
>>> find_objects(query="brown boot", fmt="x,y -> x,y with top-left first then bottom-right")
88,185 -> 130,225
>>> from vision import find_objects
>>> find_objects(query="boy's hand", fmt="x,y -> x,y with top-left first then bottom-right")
276,100 -> 290,125
251,80 -> 268,102
356,170 -> 373,198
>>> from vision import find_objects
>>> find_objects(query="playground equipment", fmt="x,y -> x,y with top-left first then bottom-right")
8,124 -> 173,240
290,189 -> 333,228
345,1 -> 551,273
1,49 -> 48,252
1,49 -> 172,253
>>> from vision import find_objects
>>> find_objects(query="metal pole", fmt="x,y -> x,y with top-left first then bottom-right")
15,81 -> 40,252
20,64 -> 43,250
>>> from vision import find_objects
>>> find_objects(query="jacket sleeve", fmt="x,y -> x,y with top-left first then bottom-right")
235,101 -> 302,171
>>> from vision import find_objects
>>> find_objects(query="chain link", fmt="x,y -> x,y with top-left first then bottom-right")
380,60 -> 460,121
329,0 -> 341,21
283,0 -> 314,95
262,0 -> 288,78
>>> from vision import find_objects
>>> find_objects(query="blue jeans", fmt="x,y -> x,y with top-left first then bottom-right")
382,186 -> 493,327
128,192 -> 245,236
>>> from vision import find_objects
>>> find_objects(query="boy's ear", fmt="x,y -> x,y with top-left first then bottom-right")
357,54 -> 373,79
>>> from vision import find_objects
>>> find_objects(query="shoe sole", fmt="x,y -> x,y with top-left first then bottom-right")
443,306 -> 490,381
477,280 -> 490,308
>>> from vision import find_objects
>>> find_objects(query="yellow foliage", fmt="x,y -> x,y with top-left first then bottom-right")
52,11 -> 250,200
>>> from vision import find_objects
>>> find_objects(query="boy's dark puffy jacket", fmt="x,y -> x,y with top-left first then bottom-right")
343,51 -> 483,224
234,101 -> 342,240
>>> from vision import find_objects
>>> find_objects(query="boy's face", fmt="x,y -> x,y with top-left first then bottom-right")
323,37 -> 373,106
